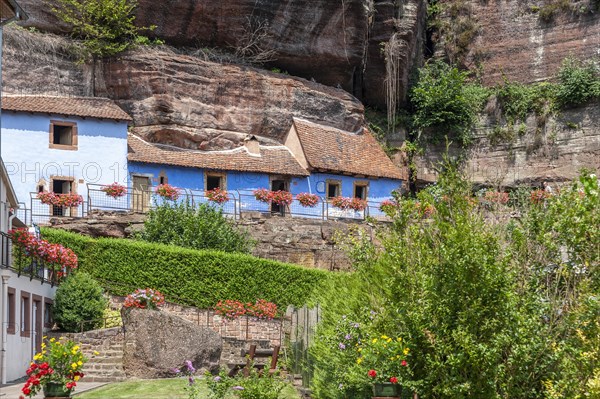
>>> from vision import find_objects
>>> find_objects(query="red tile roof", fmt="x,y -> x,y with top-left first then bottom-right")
1,95 -> 132,121
293,118 -> 406,180
128,134 -> 310,176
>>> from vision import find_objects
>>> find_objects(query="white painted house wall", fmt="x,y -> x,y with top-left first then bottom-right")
0,112 -> 129,222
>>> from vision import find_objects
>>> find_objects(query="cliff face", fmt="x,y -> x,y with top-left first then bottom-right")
16,0 -> 425,108
462,0 -> 600,85
415,104 -> 600,187
1,27 -> 363,150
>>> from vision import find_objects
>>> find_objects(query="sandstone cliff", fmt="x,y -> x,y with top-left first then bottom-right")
414,103 -> 600,187
2,27 -> 364,149
17,0 -> 426,108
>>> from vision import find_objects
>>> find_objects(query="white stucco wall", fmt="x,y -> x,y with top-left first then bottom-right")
1,270 -> 56,382
0,112 -> 129,214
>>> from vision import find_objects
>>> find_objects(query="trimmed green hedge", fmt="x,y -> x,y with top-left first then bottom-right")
41,228 -> 336,309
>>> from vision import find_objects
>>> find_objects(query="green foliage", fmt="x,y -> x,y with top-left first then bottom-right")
50,0 -> 154,60
139,202 -> 253,254
310,162 -> 599,398
555,57 -> 600,109
42,228 -> 334,310
54,271 -> 107,332
410,61 -> 484,146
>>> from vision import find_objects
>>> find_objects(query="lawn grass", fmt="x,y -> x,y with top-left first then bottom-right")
76,378 -> 301,399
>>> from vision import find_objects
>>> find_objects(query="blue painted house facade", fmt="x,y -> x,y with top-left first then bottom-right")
0,96 -> 131,220
128,117 -> 405,217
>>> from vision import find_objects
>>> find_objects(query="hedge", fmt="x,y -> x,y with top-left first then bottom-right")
41,228 -> 338,309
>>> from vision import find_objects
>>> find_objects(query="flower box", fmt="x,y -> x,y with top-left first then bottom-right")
101,182 -> 127,198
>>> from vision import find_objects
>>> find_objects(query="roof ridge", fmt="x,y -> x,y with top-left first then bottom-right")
293,117 -> 364,135
129,133 -> 293,156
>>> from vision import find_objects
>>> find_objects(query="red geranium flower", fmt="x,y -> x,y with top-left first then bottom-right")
368,369 -> 377,378
401,360 -> 408,367
390,376 -> 398,384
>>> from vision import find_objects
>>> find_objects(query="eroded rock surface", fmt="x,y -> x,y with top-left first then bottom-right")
415,104 -> 600,187
101,47 -> 365,146
122,307 -> 222,378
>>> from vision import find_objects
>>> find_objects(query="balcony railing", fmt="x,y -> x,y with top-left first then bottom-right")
0,231 -> 62,287
17,184 -> 392,225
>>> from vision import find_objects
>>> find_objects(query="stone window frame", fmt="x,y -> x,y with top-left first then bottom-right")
353,180 -> 369,200
20,290 -> 31,338
7,287 -> 16,335
49,175 -> 78,217
325,179 -> 342,199
49,120 -> 78,151
204,171 -> 227,192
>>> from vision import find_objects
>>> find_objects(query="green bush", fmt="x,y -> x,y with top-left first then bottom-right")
139,202 -> 254,254
556,57 -> 600,109
42,229 -> 334,310
410,61 -> 483,146
51,0 -> 154,60
310,162 -> 599,398
54,271 -> 108,332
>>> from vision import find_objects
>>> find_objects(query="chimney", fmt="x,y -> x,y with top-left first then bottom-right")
244,135 -> 260,155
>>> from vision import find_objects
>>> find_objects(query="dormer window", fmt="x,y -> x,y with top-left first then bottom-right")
49,121 -> 78,150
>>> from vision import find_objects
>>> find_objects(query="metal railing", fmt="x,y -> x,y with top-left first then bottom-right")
18,184 -> 393,225
0,231 -> 62,287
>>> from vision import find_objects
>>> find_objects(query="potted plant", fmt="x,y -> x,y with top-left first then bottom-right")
253,188 -> 272,203
20,337 -> 89,398
37,192 -> 84,207
206,187 -> 230,204
361,335 -> 411,398
100,182 -> 127,198
296,192 -> 320,208
155,184 -> 180,201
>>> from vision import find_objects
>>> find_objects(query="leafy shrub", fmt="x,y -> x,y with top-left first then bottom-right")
51,0 -> 154,60
410,61 -> 482,146
54,272 -> 107,332
311,162 -> 599,398
556,57 -> 600,108
42,229 -> 334,310
139,201 -> 253,254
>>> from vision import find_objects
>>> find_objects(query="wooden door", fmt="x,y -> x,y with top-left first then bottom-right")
132,176 -> 151,212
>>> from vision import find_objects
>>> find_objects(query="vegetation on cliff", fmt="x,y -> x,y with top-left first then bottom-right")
50,0 -> 156,60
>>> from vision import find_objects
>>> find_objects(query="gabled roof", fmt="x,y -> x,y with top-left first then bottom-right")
291,118 -> 406,180
1,96 -> 133,122
128,134 -> 310,177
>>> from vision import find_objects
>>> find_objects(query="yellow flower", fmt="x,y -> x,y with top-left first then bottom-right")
356,357 -> 363,365
74,376 -> 80,381
381,335 -> 388,339
93,351 -> 100,356
357,348 -> 362,352
387,338 -> 392,343
77,360 -> 83,366
41,343 -> 46,349
72,350 -> 78,355
403,348 -> 410,355
50,338 -> 55,342
372,338 -> 378,344
33,353 -> 42,361
71,362 -> 78,369
397,337 -> 402,342
73,345 -> 80,351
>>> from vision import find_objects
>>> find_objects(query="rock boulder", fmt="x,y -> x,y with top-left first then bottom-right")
122,308 -> 222,378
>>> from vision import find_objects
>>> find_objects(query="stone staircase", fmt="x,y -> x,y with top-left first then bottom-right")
52,327 -> 127,383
